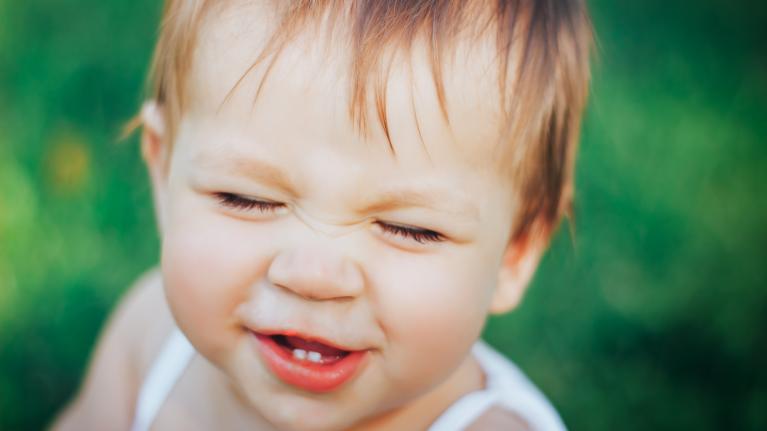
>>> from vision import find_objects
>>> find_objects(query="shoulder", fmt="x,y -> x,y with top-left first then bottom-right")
88,267 -> 178,378
466,405 -> 532,431
120,268 -> 178,372
471,342 -> 567,431
51,268 -> 177,430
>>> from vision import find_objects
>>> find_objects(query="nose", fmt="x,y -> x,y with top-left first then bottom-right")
267,245 -> 364,301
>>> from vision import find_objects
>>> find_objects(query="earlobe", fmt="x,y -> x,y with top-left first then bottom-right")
489,231 -> 547,315
139,101 -> 170,234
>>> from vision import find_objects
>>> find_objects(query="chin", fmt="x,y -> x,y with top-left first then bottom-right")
264,409 -> 356,431
241,385 -> 367,431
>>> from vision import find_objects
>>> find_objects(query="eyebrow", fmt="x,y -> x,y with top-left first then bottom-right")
192,152 -> 299,195
359,188 -> 480,221
193,152 -> 479,221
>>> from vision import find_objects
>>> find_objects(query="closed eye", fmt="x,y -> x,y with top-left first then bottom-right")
214,192 -> 285,213
214,193 -> 444,243
376,222 -> 445,244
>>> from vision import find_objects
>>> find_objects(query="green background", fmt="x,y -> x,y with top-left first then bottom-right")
1,1 -> 765,429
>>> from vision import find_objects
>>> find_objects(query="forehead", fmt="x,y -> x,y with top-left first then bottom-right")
183,2 -> 507,170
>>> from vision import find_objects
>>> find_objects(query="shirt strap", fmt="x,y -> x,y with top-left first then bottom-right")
130,329 -> 195,431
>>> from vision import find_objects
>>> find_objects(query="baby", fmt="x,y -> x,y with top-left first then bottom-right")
54,1 -> 591,430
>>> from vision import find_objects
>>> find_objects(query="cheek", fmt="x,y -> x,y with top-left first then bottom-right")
371,249 -> 498,386
161,196 -> 273,362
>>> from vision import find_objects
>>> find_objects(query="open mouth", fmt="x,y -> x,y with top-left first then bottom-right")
252,331 -> 367,393
271,334 -> 350,365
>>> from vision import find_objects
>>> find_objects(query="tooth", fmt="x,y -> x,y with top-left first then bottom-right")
307,351 -> 322,363
293,349 -> 307,360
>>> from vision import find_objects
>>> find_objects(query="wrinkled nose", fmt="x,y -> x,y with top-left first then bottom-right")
267,246 -> 364,301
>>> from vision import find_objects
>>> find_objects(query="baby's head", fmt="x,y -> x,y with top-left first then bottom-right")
137,1 -> 591,429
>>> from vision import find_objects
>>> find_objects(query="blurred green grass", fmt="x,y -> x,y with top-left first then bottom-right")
1,1 -> 765,430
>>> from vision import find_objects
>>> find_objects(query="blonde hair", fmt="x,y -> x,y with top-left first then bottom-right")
137,0 -> 592,242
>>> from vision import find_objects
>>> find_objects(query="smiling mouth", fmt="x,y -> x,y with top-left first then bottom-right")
252,331 -> 368,393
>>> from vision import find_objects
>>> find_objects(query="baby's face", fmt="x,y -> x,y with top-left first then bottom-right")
152,6 -> 525,430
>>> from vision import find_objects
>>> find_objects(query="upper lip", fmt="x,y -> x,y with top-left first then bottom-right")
250,327 -> 368,352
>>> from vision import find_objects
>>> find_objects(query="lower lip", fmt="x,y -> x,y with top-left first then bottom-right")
252,332 -> 367,393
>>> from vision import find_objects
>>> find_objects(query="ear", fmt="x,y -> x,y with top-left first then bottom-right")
489,229 -> 548,315
140,101 -> 170,235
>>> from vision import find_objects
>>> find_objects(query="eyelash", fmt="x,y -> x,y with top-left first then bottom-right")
376,222 -> 444,244
215,192 -> 285,212
214,192 -> 445,244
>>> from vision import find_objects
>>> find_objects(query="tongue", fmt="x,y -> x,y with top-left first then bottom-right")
284,335 -> 348,356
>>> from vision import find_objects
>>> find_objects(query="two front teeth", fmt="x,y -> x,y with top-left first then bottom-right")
292,348 -> 324,363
